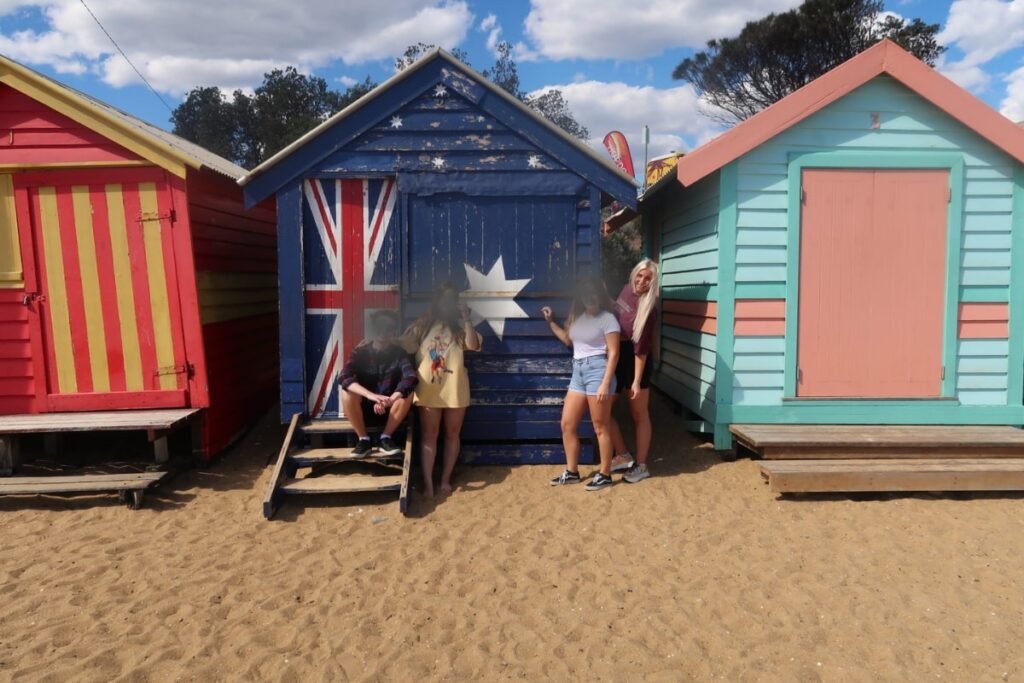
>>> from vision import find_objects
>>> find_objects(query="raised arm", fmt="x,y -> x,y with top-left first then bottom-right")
541,306 -> 571,347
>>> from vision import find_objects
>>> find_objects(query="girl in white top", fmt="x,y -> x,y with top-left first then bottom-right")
542,277 -> 621,491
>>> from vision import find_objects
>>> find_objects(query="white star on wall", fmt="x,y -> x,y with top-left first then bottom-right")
433,84 -> 448,98
431,155 -> 446,169
389,115 -> 403,129
527,154 -> 542,168
463,256 -> 531,340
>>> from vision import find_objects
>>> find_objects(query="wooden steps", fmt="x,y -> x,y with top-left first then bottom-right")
0,471 -> 166,509
288,446 -> 403,468
262,415 -> 413,519
279,473 -> 405,494
760,458 -> 1024,493
734,424 -> 1024,494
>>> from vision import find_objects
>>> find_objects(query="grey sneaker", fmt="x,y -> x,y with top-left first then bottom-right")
585,472 -> 614,491
623,464 -> 650,483
352,439 -> 373,457
610,453 -> 635,473
550,469 -> 582,486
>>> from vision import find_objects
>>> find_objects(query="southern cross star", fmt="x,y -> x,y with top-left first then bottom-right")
463,256 -> 531,340
389,115 -> 403,129
433,84 -> 448,98
431,156 -> 446,169
527,154 -> 542,168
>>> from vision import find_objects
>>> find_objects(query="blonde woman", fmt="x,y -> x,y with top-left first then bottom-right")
609,259 -> 659,483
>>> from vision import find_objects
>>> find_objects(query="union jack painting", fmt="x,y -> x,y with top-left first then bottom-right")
302,177 -> 399,417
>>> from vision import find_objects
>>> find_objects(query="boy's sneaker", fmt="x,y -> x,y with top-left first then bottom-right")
378,435 -> 402,456
352,439 -> 373,457
585,472 -> 614,491
610,453 -> 635,473
550,469 -> 582,486
623,464 -> 650,484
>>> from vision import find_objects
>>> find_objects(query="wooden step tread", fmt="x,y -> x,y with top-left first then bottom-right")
279,473 -> 404,494
0,471 -> 164,494
760,458 -> 1024,493
732,424 -> 1024,449
288,447 -> 404,466
299,418 -> 360,435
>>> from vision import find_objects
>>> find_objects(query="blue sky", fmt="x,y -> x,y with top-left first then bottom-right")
1,0 -> 1023,166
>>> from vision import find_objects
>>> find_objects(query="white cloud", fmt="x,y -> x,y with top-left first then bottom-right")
479,12 -> 502,53
0,0 -> 473,94
529,80 -> 723,173
938,0 -> 1024,93
523,0 -> 804,60
1001,65 -> 1024,121
336,75 -> 359,88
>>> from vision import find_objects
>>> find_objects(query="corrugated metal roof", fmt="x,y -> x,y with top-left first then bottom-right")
0,54 -> 247,179
239,48 -> 637,188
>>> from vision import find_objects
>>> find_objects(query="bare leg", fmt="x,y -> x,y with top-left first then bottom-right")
608,394 -> 630,457
341,389 -> 368,439
630,389 -> 652,465
384,395 -> 412,435
587,394 -> 614,476
439,407 -> 467,494
418,406 -> 443,498
560,391 -> 588,472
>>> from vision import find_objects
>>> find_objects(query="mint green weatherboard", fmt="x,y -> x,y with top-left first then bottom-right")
713,162 -> 737,449
782,150 -> 965,400
1008,166 -> 1024,406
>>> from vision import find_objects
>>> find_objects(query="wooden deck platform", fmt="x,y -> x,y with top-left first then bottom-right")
0,409 -> 200,474
0,471 -> 167,508
734,424 -> 1024,494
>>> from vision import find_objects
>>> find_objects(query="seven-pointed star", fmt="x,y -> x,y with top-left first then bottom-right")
434,84 -> 448,98
527,154 -> 542,168
463,256 -> 531,340
431,156 -> 446,169
389,115 -> 403,129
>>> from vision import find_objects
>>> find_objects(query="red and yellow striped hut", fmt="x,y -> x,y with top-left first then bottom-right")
0,56 -> 277,459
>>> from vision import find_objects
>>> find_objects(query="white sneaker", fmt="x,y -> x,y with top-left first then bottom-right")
610,453 -> 634,473
623,464 -> 650,483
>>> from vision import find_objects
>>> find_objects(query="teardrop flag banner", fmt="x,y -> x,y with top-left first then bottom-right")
602,131 -> 635,178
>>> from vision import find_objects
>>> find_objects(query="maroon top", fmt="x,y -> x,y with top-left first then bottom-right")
614,284 -> 657,356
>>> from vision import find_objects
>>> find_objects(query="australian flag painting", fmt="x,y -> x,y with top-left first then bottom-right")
302,177 -> 400,418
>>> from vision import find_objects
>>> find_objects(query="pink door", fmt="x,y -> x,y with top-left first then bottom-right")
797,168 -> 948,397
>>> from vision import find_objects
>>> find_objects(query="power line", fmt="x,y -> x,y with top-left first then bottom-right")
77,0 -> 174,113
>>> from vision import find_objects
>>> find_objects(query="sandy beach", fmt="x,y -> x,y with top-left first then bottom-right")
2,393 -> 1023,682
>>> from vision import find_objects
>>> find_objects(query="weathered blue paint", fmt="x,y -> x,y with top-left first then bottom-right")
260,51 -> 633,464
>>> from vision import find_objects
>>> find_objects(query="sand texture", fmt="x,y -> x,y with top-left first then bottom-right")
2,395 -> 1024,682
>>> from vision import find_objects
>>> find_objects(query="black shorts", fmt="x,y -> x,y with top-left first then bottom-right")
615,340 -> 652,393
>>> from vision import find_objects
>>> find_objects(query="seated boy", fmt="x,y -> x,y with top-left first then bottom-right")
339,310 -> 417,456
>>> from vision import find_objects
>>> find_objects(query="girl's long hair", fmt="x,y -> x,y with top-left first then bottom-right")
407,280 -> 467,348
566,275 -> 613,330
629,259 -> 660,345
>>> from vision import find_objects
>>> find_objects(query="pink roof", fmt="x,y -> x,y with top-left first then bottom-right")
677,39 -> 1024,186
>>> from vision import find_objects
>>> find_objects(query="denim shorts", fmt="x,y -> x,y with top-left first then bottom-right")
568,354 -> 617,395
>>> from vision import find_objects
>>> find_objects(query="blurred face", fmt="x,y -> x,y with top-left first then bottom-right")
437,291 -> 459,321
371,315 -> 398,344
634,267 -> 654,295
580,287 -> 601,313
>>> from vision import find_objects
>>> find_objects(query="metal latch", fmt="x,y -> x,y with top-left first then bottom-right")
154,363 -> 194,379
137,209 -> 176,224
21,292 -> 46,306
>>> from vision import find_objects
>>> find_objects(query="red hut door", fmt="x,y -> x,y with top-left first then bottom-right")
797,168 -> 948,397
15,169 -> 190,411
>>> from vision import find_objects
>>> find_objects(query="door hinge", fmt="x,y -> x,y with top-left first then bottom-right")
137,209 -> 176,225
948,188 -> 952,204
154,362 -> 194,379
941,366 -> 946,380
800,188 -> 807,204
797,367 -> 804,384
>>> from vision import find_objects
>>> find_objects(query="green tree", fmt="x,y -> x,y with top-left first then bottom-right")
673,0 -> 945,123
171,69 -> 376,168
